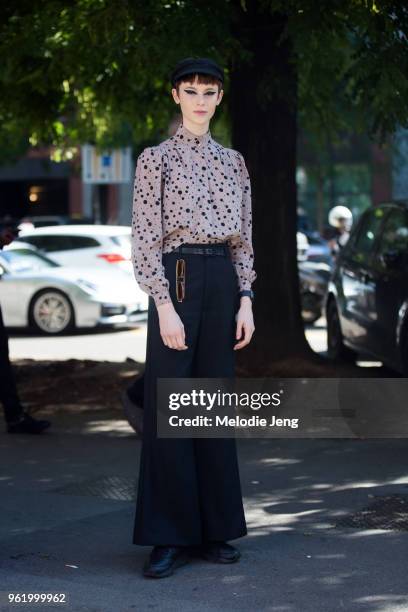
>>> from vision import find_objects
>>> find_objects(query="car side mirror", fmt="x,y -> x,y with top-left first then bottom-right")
381,249 -> 403,269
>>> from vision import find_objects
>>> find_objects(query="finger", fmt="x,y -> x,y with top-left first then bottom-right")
169,336 -> 178,350
174,334 -> 185,350
179,326 -> 187,349
164,334 -> 177,350
234,325 -> 250,349
241,322 -> 250,341
234,339 -> 249,350
162,335 -> 170,348
236,320 -> 243,340
244,326 -> 253,342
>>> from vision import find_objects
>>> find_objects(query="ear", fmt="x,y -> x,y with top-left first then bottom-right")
216,89 -> 224,105
171,87 -> 180,104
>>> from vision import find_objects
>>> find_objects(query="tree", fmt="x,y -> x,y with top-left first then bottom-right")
1,1 -> 408,372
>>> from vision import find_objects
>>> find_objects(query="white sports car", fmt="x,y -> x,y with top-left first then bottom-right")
0,244 -> 147,334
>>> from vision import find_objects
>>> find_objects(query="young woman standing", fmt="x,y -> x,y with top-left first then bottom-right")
131,57 -> 256,578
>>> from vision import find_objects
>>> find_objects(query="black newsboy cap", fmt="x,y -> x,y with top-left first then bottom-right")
170,57 -> 224,87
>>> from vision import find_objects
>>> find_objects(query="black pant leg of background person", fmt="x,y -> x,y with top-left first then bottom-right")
133,249 -> 247,546
0,305 -> 24,423
127,374 -> 145,408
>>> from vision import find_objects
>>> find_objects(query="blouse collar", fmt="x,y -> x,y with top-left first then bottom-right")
173,122 -> 212,148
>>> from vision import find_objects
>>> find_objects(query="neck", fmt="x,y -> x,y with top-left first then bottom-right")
173,121 -> 212,148
181,117 -> 210,137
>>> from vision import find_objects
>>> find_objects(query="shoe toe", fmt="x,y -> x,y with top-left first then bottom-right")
202,541 -> 241,563
142,546 -> 189,578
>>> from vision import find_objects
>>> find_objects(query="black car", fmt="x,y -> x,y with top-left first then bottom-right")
325,201 -> 408,374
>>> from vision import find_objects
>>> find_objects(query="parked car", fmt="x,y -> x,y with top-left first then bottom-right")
16,225 -> 132,273
297,232 -> 309,261
21,215 -> 95,228
304,232 -> 333,266
299,260 -> 331,325
325,201 -> 408,373
0,244 -> 147,334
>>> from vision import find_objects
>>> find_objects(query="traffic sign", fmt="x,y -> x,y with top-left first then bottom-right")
81,145 -> 132,184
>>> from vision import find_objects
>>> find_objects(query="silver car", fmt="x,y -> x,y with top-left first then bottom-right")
0,245 -> 147,334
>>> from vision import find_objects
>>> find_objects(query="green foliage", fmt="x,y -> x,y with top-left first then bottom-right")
0,0 -> 407,161
286,1 -> 408,143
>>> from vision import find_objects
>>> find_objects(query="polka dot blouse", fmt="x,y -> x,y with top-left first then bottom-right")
131,121 -> 257,307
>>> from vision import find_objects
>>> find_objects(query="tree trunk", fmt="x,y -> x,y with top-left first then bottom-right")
229,4 -> 318,373
316,163 -> 325,235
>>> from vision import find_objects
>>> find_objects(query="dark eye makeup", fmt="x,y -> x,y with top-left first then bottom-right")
184,89 -> 217,96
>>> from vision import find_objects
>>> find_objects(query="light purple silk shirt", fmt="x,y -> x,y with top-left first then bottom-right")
131,122 -> 256,307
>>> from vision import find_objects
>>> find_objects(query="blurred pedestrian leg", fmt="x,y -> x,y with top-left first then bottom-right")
121,373 -> 144,435
0,304 -> 24,424
0,305 -> 51,434
127,374 -> 145,407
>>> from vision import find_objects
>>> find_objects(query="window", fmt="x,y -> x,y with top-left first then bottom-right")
0,249 -> 58,274
20,234 -> 100,252
350,207 -> 387,266
377,208 -> 408,256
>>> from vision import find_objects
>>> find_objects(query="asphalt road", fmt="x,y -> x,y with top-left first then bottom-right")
8,317 -> 328,363
2,412 -> 408,612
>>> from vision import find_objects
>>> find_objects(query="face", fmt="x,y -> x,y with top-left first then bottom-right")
338,218 -> 349,232
171,75 -> 223,128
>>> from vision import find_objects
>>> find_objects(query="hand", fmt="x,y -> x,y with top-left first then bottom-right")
156,302 -> 188,350
234,297 -> 255,350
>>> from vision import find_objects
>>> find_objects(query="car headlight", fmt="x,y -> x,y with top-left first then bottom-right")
76,279 -> 100,294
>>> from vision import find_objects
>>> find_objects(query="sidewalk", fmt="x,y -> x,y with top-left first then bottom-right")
2,394 -> 408,612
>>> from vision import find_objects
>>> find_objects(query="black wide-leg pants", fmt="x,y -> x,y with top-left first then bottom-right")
133,246 -> 247,546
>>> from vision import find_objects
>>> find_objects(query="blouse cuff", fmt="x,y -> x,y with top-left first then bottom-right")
153,291 -> 173,308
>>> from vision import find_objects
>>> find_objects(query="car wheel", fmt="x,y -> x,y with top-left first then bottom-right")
29,289 -> 75,334
301,291 -> 322,325
327,299 -> 356,362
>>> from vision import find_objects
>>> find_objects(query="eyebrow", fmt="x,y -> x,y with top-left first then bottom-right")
182,85 -> 217,90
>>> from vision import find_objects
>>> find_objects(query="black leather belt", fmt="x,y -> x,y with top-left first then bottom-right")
173,242 -> 229,256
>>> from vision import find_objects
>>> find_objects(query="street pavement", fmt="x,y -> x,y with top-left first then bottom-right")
2,317 -> 403,611
1,407 -> 408,611
8,317 -> 326,363
8,317 -> 383,370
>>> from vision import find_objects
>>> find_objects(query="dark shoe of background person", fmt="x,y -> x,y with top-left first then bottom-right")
7,412 -> 51,434
121,389 -> 143,435
200,541 -> 241,564
143,545 -> 190,578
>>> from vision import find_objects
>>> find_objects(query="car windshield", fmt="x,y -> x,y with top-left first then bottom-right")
0,249 -> 59,274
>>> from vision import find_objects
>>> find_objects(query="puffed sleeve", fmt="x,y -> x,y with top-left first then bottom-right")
131,146 -> 172,307
228,150 -> 257,291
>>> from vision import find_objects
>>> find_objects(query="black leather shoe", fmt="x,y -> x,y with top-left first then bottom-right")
200,541 -> 241,564
143,546 -> 190,578
7,412 -> 51,434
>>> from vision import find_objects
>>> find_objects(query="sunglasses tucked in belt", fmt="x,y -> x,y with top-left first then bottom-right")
174,242 -> 230,303
176,258 -> 185,302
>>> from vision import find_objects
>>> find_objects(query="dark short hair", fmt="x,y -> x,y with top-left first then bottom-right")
174,73 -> 223,94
